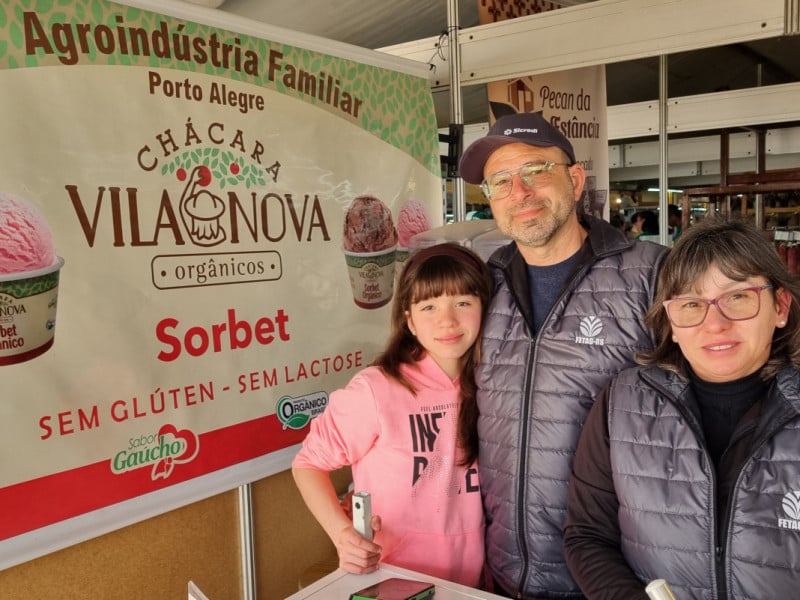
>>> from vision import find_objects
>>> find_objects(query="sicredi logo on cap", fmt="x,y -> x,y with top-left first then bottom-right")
504,127 -> 539,136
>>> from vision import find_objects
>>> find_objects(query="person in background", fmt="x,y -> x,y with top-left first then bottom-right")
292,243 -> 493,587
609,213 -> 627,235
457,111 -> 667,599
628,209 -> 659,239
564,217 -> 800,599
667,203 -> 683,241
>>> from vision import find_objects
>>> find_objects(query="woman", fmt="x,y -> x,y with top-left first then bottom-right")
564,217 -> 800,599
292,243 -> 493,587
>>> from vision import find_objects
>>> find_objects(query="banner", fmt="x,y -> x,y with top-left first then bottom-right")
479,1 -> 609,219
0,0 -> 441,566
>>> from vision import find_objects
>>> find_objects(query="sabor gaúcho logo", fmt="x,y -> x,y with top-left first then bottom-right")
112,423 -> 199,480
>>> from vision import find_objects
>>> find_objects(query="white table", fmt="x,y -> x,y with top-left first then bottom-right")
285,563 -> 507,599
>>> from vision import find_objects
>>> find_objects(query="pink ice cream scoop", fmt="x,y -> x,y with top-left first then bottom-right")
397,198 -> 432,248
0,192 -> 57,274
343,195 -> 398,253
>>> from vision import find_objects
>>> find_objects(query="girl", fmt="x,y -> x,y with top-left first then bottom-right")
292,243 -> 493,587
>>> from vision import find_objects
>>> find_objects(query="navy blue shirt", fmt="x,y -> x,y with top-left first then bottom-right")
527,251 -> 580,334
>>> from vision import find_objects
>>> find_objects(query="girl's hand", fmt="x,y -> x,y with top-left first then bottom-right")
334,515 -> 383,573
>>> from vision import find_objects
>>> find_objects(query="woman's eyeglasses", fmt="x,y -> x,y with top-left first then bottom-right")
662,285 -> 773,328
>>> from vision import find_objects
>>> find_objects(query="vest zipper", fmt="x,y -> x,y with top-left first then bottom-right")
513,337 -> 536,597
715,390 -> 783,600
513,274 -> 574,596
703,442 -> 723,600
714,546 -> 724,600
716,433 -> 777,600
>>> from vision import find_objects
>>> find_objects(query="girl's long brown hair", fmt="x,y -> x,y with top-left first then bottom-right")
373,243 -> 493,466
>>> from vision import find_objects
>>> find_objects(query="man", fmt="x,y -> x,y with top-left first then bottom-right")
458,112 -> 667,599
667,203 -> 683,242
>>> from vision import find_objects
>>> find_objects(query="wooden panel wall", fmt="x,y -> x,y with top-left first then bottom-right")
0,467 -> 351,600
253,468 -> 351,600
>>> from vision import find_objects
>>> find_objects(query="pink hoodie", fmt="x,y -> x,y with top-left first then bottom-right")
292,354 -> 485,587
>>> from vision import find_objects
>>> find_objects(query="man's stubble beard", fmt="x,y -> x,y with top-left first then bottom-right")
498,189 -> 577,249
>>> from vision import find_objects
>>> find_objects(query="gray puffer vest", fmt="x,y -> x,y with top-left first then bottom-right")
477,215 -> 666,599
609,366 -> 800,600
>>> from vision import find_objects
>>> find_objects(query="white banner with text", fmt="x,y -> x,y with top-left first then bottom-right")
0,0 -> 441,567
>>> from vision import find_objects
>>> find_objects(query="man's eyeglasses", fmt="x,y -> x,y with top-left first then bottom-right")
662,285 -> 773,328
480,161 -> 570,201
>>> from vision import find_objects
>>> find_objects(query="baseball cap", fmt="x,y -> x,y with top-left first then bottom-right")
458,112 -> 576,184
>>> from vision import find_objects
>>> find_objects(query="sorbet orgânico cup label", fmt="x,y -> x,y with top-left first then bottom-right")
0,257 -> 64,365
344,247 -> 396,309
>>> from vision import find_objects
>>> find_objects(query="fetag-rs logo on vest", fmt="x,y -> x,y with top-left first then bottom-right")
575,316 -> 605,346
778,490 -> 800,530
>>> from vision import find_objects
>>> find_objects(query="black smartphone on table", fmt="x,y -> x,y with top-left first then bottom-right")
349,577 -> 435,600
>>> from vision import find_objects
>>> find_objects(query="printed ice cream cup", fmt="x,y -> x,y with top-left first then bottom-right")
397,198 -> 432,249
395,198 -> 431,288
343,246 -> 397,309
0,256 -> 65,365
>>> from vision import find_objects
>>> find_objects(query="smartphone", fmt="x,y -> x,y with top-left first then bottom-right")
349,577 -> 435,600
352,491 -> 373,541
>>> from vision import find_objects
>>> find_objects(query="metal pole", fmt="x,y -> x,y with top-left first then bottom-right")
754,64 -> 764,228
447,0 -> 466,222
658,55 -> 669,245
239,483 -> 256,600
